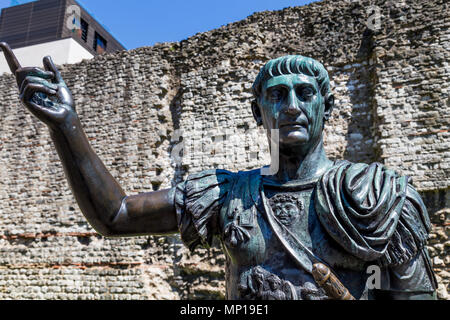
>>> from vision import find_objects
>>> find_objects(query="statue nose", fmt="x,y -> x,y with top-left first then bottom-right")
285,103 -> 301,116
283,90 -> 301,116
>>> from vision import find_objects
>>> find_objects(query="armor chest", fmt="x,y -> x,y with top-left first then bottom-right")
218,183 -> 367,299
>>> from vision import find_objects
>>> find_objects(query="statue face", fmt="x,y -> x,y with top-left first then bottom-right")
269,277 -> 281,290
256,73 -> 326,151
272,202 -> 299,225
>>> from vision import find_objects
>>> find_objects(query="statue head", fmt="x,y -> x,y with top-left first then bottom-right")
269,193 -> 303,224
268,276 -> 282,290
251,55 -> 334,153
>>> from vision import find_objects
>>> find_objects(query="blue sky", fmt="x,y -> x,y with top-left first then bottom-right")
0,0 -> 318,49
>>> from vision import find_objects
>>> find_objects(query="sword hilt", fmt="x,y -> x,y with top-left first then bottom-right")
312,263 -> 356,300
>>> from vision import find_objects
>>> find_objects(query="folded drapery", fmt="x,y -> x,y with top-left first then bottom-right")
315,160 -> 431,267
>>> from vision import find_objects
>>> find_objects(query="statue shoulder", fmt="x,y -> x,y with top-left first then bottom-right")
173,169 -> 240,251
316,160 -> 432,266
323,160 -> 399,178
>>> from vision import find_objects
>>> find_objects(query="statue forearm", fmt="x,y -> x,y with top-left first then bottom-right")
49,113 -> 178,237
50,113 -> 127,236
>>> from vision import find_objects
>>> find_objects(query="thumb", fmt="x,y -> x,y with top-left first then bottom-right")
43,56 -> 63,83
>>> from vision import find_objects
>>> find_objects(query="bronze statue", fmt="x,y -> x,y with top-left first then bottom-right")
0,42 -> 437,300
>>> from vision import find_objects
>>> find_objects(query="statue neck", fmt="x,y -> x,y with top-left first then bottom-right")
273,138 -> 333,184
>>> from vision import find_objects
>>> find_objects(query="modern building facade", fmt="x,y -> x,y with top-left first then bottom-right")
0,0 -> 125,73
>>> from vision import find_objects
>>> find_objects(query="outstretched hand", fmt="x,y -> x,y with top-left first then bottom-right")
0,42 -> 76,130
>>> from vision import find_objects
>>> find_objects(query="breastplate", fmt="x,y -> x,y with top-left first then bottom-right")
219,179 -> 369,300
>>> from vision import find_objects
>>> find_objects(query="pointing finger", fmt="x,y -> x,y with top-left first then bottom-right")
0,42 -> 21,74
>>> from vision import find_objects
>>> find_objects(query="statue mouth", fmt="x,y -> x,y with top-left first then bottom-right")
279,121 -> 307,129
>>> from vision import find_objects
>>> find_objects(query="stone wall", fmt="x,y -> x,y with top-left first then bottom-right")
0,0 -> 448,299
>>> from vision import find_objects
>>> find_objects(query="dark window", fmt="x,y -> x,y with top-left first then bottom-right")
93,32 -> 107,54
80,19 -> 89,42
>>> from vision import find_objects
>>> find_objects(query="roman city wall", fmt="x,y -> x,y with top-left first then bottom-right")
0,0 -> 448,299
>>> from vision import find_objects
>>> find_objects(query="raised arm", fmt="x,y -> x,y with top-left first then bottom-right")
1,42 -> 178,237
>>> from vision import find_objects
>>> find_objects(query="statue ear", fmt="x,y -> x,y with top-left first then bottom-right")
251,100 -> 263,126
324,93 -> 334,122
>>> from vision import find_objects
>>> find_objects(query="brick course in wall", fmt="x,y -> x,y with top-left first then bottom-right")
0,0 -> 448,299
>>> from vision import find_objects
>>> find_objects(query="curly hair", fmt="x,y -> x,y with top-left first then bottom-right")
269,193 -> 304,211
252,55 -> 331,100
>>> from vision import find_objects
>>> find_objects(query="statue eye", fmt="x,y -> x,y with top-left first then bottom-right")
269,88 -> 285,101
297,87 -> 315,100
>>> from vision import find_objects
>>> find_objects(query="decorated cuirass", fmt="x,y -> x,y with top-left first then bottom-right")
172,161 -> 437,300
